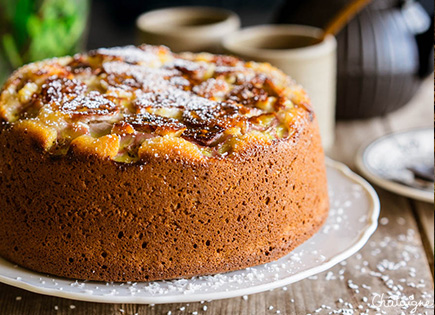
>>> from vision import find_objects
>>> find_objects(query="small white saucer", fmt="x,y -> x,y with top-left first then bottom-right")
356,128 -> 433,203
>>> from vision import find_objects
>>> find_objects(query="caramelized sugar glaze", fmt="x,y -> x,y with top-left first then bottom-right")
0,45 -> 312,161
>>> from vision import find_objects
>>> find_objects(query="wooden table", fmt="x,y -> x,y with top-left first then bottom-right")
0,78 -> 433,314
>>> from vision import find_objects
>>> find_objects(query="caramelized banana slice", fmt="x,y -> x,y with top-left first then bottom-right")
219,131 -> 272,155
139,135 -> 204,161
70,134 -> 120,158
14,120 -> 57,150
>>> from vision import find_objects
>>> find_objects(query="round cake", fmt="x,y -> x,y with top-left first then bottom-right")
0,45 -> 329,282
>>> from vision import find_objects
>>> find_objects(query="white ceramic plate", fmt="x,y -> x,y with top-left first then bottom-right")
356,128 -> 434,203
0,159 -> 379,304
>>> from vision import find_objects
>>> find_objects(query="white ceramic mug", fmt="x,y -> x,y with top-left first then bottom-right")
223,25 -> 337,150
136,6 -> 240,53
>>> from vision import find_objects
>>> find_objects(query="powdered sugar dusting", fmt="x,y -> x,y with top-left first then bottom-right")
301,227 -> 434,314
96,46 -> 160,64
102,61 -> 180,92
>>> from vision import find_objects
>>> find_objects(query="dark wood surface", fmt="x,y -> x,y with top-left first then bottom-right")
0,78 -> 433,314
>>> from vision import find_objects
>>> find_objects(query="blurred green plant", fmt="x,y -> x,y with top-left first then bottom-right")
0,0 -> 89,85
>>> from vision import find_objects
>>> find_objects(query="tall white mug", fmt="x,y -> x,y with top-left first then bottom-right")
136,7 -> 240,53
223,25 -> 337,151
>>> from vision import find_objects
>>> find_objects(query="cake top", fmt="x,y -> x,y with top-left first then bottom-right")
0,45 -> 313,162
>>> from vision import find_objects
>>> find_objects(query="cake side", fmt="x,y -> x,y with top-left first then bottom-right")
0,115 -> 328,282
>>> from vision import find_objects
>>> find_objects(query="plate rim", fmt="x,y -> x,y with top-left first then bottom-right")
355,127 -> 434,203
0,158 -> 380,304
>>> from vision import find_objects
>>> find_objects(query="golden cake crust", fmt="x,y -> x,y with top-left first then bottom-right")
0,45 -> 329,282
0,45 -> 313,162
